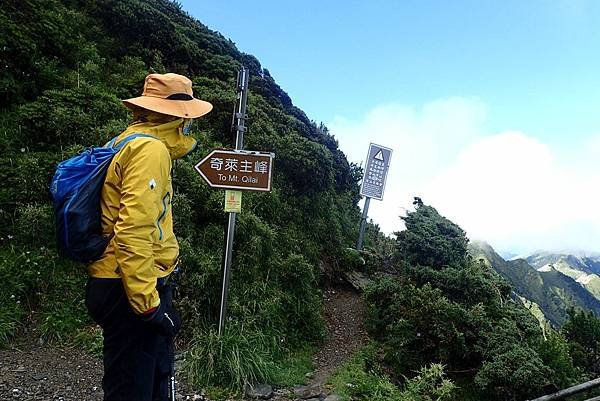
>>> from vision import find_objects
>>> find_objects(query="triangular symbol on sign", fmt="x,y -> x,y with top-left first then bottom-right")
374,150 -> 384,161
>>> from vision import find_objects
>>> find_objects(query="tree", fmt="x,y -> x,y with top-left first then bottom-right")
366,199 -> 567,400
395,199 -> 469,269
562,309 -> 600,374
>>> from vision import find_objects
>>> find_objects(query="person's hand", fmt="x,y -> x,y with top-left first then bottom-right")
142,302 -> 181,338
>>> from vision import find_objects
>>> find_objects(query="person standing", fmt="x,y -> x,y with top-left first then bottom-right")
85,73 -> 212,401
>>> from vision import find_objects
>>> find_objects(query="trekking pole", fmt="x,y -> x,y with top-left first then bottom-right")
167,268 -> 180,401
169,340 -> 176,401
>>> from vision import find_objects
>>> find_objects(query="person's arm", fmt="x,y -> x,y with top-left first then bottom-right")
113,138 -> 171,315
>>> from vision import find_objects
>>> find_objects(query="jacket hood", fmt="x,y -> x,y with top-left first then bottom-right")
119,118 -> 197,160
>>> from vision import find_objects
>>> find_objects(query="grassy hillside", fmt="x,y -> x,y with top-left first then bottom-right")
469,241 -> 600,326
0,0 -> 366,388
525,253 -> 600,300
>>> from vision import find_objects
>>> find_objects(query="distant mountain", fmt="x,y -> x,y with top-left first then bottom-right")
469,241 -> 600,326
526,251 -> 600,274
499,250 -> 519,260
526,252 -> 600,300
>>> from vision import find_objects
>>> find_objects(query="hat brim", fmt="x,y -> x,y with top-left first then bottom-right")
122,96 -> 213,118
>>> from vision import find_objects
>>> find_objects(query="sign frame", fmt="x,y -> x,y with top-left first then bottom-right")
194,149 -> 275,192
359,143 -> 392,201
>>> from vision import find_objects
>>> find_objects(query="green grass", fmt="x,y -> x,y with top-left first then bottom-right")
271,346 -> 316,387
0,300 -> 25,347
73,325 -> 103,357
0,244 -> 91,346
328,344 -> 456,401
328,345 -> 403,401
184,326 -> 317,400
184,325 -> 278,390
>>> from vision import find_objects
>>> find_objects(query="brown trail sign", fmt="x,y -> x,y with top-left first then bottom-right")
192,66 -> 278,337
194,149 -> 274,192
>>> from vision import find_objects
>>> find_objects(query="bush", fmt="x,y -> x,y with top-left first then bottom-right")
329,345 -> 456,401
401,363 -> 456,401
0,299 -> 25,347
14,203 -> 54,246
329,345 -> 405,401
184,325 -> 277,390
0,245 -> 89,344
0,152 -> 62,210
474,346 -> 552,401
562,309 -> 600,374
395,203 -> 469,269
18,85 -> 128,150
536,331 -> 579,389
73,326 -> 103,357
365,279 -> 485,373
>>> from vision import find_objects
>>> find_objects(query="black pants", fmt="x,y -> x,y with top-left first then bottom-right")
85,277 -> 172,401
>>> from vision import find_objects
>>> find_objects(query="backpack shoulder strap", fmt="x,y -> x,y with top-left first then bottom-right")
110,133 -> 157,151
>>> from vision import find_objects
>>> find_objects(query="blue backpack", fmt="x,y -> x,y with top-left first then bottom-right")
50,133 -> 154,263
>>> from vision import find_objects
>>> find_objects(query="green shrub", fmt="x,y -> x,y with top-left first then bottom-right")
400,363 -> 456,401
0,299 -> 25,347
562,309 -> 600,374
0,152 -> 62,209
14,203 -> 54,246
18,85 -> 128,150
184,325 -> 277,390
536,330 -> 579,389
270,346 -> 315,387
338,247 -> 366,272
38,302 -> 87,343
329,345 -> 404,401
365,278 -> 485,373
37,264 -> 89,344
395,203 -> 469,269
329,345 -> 456,401
73,326 -> 103,357
0,245 -> 89,344
474,346 -> 552,401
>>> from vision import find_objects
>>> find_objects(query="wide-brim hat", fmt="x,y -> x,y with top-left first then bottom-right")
123,73 -> 213,118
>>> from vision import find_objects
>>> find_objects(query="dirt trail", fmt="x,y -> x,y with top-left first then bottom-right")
0,286 -> 367,400
310,286 -> 368,387
0,341 -> 103,400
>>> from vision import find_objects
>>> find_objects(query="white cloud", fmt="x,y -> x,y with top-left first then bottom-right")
329,99 -> 600,253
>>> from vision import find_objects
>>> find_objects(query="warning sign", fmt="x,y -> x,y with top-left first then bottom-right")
360,143 -> 392,200
224,190 -> 242,212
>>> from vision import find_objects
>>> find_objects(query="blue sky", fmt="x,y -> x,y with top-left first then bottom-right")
181,0 -> 600,253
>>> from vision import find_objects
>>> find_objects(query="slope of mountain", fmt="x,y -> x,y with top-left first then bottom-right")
526,252 -> 600,300
469,241 -> 600,326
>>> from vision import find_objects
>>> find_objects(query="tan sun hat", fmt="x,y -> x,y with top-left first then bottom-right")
122,73 -> 213,118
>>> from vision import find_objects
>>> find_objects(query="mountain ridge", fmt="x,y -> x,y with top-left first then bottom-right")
469,240 -> 600,326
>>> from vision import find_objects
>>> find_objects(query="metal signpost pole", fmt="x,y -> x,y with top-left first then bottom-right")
356,197 -> 371,251
218,67 -> 249,336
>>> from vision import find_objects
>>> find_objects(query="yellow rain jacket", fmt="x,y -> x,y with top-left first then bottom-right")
89,118 -> 196,315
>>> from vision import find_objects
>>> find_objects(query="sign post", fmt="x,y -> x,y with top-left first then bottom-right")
219,67 -> 248,337
356,143 -> 392,251
194,70 -> 275,336
356,197 -> 371,251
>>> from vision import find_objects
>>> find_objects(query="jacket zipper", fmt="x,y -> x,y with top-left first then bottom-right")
157,192 -> 170,240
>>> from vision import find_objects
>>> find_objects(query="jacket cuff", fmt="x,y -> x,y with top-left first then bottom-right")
140,301 -> 163,322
